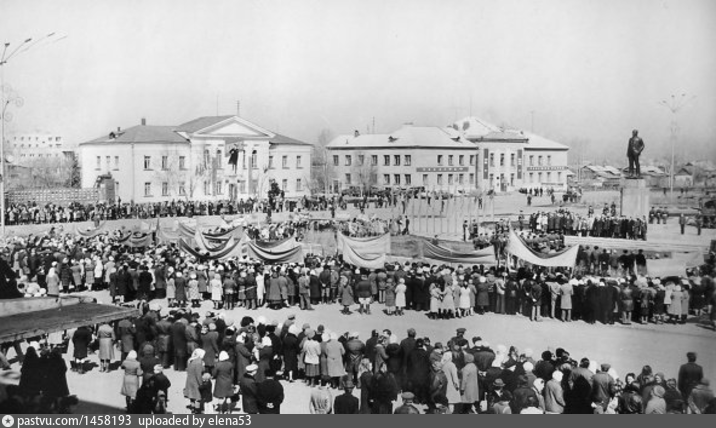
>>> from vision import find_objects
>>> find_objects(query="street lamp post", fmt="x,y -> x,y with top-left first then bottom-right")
659,94 -> 696,198
1,33 -> 62,237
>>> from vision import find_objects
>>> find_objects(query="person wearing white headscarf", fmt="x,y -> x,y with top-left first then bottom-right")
441,351 -> 461,412
325,332 -> 346,388
212,351 -> 235,413
185,349 -> 206,413
121,350 -> 142,411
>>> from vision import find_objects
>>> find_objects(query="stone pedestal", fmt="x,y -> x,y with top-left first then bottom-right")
620,178 -> 649,219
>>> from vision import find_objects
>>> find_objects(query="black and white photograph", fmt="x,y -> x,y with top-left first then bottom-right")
1,0 -> 715,416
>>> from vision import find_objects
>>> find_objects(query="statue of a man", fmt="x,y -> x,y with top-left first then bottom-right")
627,129 -> 645,178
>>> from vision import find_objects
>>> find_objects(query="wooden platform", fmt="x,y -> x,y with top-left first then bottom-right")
0,299 -> 139,343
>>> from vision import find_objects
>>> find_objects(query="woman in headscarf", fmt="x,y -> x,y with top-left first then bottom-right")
97,322 -> 116,373
201,323 -> 220,372
441,279 -> 456,319
174,271 -> 187,307
19,345 -> 43,403
357,358 -> 373,413
645,385 -> 667,414
138,343 -> 159,383
255,336 -> 273,384
428,280 -> 441,320
441,351 -> 461,413
460,352 -> 479,413
384,276 -> 396,315
668,284 -> 683,324
185,349 -> 206,414
121,350 -> 143,411
188,272 -> 200,308
458,281 -> 472,318
165,268 -> 176,307
303,329 -> 321,387
210,273 -> 223,310
213,351 -> 235,414
44,347 -> 70,412
395,278 -> 407,316
325,332 -> 346,388
46,262 -> 60,296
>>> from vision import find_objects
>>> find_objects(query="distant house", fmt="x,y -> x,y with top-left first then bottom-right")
674,167 -> 694,188
620,165 -> 668,187
579,165 -> 622,186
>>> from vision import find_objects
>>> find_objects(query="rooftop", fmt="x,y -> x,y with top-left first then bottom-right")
327,124 -> 474,150
80,124 -> 188,145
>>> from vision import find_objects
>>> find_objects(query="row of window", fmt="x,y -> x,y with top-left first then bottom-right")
12,136 -> 62,142
19,153 -> 62,158
342,173 -> 477,186
332,153 -> 553,168
99,154 -> 304,172
268,155 -> 302,169
143,179 -> 304,197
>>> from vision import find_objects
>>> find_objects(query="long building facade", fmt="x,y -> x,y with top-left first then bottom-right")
79,116 -> 312,203
327,116 -> 569,194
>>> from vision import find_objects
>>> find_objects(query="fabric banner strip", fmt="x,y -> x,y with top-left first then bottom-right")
246,241 -> 304,264
178,238 -> 245,261
505,230 -> 579,268
75,221 -> 107,238
421,240 -> 497,265
647,258 -> 687,277
117,232 -> 154,248
336,233 -> 391,269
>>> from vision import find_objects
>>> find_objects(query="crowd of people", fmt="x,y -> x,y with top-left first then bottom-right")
524,209 -> 648,241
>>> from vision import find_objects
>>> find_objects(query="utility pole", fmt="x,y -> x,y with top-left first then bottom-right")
659,94 -> 695,198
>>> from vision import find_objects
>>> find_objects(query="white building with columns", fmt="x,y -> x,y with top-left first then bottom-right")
79,116 -> 312,203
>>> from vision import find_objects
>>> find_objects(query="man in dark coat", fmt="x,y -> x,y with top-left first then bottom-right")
334,380 -> 359,414
406,339 -> 431,405
394,392 -> 420,414
155,314 -> 173,368
678,352 -> 704,401
170,315 -> 188,371
239,364 -> 260,414
256,370 -> 284,414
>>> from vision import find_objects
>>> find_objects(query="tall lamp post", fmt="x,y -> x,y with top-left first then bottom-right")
1,33 -> 62,236
659,94 -> 695,198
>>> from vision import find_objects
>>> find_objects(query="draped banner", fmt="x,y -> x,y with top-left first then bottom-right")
647,258 -> 687,277
246,241 -> 304,264
178,237 -> 246,261
336,233 -> 391,269
117,231 -> 154,248
254,235 -> 300,253
202,226 -> 244,242
178,222 -> 196,240
422,240 -> 497,266
505,230 -> 579,268
75,222 -> 107,238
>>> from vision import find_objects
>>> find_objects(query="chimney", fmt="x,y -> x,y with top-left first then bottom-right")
354,130 -> 360,138
141,118 -> 146,126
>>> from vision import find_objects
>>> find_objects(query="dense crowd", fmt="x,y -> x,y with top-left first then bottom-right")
525,209 -> 648,241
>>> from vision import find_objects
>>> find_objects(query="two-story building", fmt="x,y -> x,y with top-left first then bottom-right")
79,116 -> 312,203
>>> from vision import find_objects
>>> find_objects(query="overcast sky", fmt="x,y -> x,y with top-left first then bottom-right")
1,0 -> 715,164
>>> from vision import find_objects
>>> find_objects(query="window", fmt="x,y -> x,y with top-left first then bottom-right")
547,155 -> 552,166
394,174 -> 400,185
281,179 -> 287,191
96,156 -> 101,169
458,174 -> 464,185
371,155 -> 378,166
296,155 -> 302,168
469,173 -> 475,184
358,155 -> 364,166
538,172 -> 543,183
529,155 -> 534,166
529,172 -> 534,183
558,172 -> 562,182
345,155 -> 352,166
251,150 -> 257,169
405,155 -> 411,166
161,155 -> 168,170
114,156 -> 119,170
437,174 -> 443,185
106,156 -> 110,170
437,155 -> 443,166
203,150 -> 210,168
216,150 -> 222,168
448,155 -> 454,166
510,153 -> 516,167
204,181 -> 211,195
384,174 -> 390,185
345,173 -> 351,185
383,155 -> 390,166
394,155 -> 400,166
333,155 -> 339,166
470,155 -> 475,166
144,182 -> 151,197
296,178 -> 302,191
459,155 -> 464,166
215,181 -> 222,195
489,154 -> 495,167
500,153 -> 505,166
283,155 -> 289,168
269,156 -> 274,169
510,173 -> 515,186
422,174 -> 429,185
179,182 -> 186,196
179,156 -> 186,170
448,174 -> 454,185
162,182 -> 169,196
144,156 -> 151,170
238,180 -> 246,193
547,172 -> 552,182
405,174 -> 412,185
538,156 -> 543,166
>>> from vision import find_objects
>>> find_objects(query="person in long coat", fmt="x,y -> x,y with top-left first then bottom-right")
668,285 -> 683,323
339,276 -> 354,314
121,350 -> 143,411
395,278 -> 407,316
325,332 -> 346,387
460,352 -> 479,413
239,365 -> 260,414
201,324 -> 220,371
442,352 -> 461,412
406,339 -> 431,405
116,318 -> 135,362
165,275 -> 176,307
72,325 -> 93,374
174,272 -> 187,307
44,347 -> 70,410
138,343 -> 159,383
384,279 -> 396,315
97,322 -> 116,373
256,337 -> 273,384
184,349 -> 206,413
303,330 -> 322,386
282,325 -> 300,382
213,351 -> 235,413
560,279 -> 574,322
234,333 -> 252,383
476,277 -> 490,314
19,346 -> 43,401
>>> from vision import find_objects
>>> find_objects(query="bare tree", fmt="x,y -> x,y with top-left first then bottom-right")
310,128 -> 336,194
19,155 -> 77,190
352,150 -> 378,194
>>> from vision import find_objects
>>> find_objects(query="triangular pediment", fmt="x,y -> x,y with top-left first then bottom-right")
196,116 -> 276,139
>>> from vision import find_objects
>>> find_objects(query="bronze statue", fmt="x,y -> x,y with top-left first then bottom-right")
627,129 -> 645,178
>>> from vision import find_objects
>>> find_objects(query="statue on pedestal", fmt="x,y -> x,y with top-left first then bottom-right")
627,129 -> 645,179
